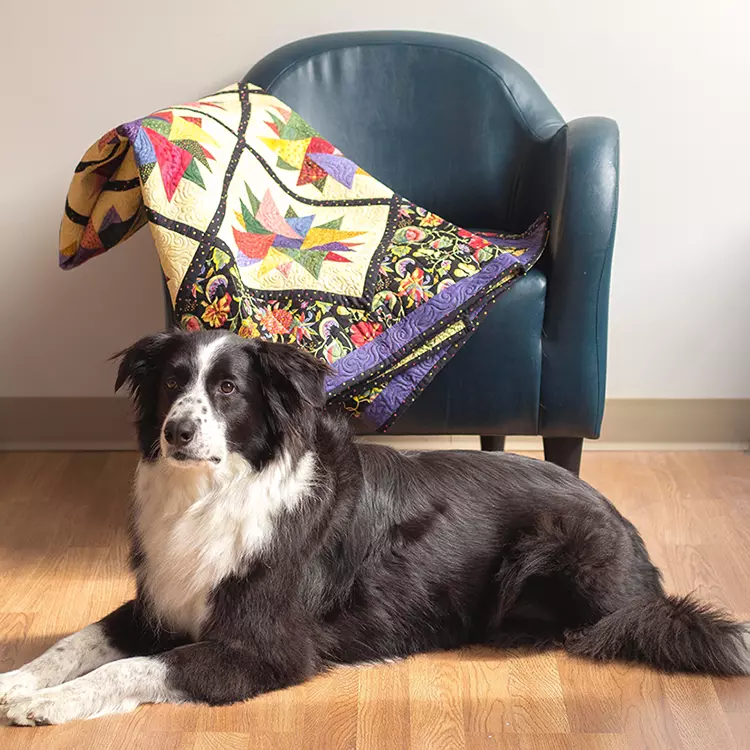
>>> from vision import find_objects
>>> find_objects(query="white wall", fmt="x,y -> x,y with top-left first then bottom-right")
1,0 -> 748,399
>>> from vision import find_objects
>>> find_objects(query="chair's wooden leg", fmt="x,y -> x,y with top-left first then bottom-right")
543,437 -> 583,476
480,436 -> 506,452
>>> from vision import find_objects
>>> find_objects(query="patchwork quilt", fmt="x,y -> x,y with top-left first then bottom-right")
60,83 -> 548,430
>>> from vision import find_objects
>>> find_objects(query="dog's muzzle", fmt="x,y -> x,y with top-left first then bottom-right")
162,416 -> 221,464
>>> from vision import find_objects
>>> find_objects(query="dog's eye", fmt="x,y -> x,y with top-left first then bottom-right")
220,380 -> 236,394
165,377 -> 178,390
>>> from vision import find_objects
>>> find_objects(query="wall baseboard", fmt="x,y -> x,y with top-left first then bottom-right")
0,398 -> 748,452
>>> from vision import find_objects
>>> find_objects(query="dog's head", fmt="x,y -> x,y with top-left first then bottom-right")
114,330 -> 330,469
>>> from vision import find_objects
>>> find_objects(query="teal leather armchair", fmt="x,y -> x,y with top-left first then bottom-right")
241,32 -> 619,474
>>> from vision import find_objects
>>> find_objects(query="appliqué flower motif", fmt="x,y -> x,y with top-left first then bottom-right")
379,259 -> 394,275
473,246 -> 493,263
393,226 -> 426,245
205,275 -> 229,301
238,318 -> 260,338
183,315 -> 202,332
398,267 -> 428,303
324,339 -> 345,364
258,305 -> 293,335
202,293 -> 232,327
403,227 -> 426,242
350,321 -> 384,347
419,213 -> 442,227
291,318 -> 314,344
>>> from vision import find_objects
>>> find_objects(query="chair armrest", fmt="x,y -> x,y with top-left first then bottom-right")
522,117 -> 619,437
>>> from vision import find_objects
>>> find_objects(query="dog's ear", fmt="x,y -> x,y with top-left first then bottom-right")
253,340 -> 331,416
113,331 -> 176,394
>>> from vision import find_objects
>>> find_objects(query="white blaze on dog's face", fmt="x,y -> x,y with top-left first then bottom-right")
158,336 -> 232,465
115,330 -> 330,469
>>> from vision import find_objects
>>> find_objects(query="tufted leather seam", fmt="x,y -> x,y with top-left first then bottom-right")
534,283 -> 546,435
592,237 -> 608,433
261,42 -> 561,143
538,123 -> 569,432
593,140 -> 620,433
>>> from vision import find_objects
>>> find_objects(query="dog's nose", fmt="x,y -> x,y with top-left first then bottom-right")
164,418 -> 197,447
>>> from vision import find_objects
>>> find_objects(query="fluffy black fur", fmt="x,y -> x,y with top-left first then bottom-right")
105,330 -> 749,707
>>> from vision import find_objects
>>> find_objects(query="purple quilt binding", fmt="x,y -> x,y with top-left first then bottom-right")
324,220 -> 546,397
324,227 -> 545,430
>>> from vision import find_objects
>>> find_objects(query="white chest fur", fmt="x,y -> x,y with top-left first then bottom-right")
133,451 -> 315,639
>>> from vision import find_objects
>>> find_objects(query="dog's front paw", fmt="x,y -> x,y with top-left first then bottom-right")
0,670 -> 38,708
4,693 -> 59,726
3,686 -> 87,726
3,679 -> 138,726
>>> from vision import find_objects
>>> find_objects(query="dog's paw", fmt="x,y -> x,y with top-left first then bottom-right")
2,680 -> 138,726
4,693 -> 59,726
0,670 -> 38,707
3,686 -> 89,726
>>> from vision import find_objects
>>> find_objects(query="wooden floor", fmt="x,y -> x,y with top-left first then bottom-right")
0,451 -> 749,749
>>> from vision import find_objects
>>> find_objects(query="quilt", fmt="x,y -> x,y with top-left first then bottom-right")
60,83 -> 548,430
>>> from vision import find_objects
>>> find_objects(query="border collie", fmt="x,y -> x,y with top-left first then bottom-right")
1,330 -> 748,725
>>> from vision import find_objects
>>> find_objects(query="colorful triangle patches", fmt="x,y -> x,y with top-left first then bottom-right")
260,109 -> 365,191
232,185 -> 363,279
130,109 -> 220,201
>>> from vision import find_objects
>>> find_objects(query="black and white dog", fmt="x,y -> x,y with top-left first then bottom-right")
1,330 -> 748,725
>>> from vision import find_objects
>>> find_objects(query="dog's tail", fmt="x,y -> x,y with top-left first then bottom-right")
564,594 -> 750,676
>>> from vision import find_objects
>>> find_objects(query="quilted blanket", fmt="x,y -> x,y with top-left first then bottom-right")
60,83 -> 548,430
